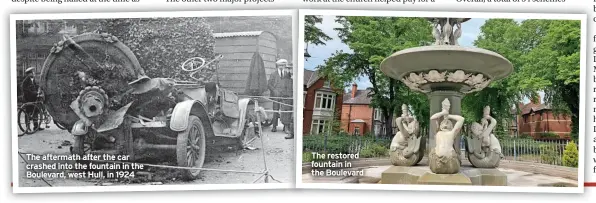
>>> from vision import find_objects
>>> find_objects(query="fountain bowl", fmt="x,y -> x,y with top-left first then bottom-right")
380,45 -> 514,94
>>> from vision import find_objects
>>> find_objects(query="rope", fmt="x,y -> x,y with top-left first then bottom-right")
253,100 -> 281,183
239,95 -> 293,100
262,110 -> 294,113
239,95 -> 294,108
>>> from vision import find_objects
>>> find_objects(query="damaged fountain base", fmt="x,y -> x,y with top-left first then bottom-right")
380,166 -> 507,186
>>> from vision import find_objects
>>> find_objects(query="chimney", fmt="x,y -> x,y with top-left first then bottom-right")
351,83 -> 357,99
531,94 -> 541,104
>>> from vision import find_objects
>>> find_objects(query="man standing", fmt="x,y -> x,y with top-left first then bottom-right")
21,67 -> 40,131
268,59 -> 286,132
280,62 -> 294,139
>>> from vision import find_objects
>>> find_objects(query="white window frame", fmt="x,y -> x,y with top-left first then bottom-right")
323,80 -> 331,88
310,119 -> 329,134
314,91 -> 335,110
354,127 -> 360,135
374,108 -> 383,121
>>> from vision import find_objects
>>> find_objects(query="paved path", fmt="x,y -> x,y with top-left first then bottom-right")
301,158 -> 578,186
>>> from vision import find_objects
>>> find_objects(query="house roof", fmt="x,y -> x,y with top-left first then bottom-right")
343,89 -> 372,105
304,69 -> 321,88
213,31 -> 268,38
518,102 -> 551,115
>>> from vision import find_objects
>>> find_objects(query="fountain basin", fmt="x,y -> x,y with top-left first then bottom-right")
380,165 -> 507,186
380,45 -> 513,94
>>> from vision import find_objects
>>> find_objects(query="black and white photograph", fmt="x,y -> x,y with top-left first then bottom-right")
11,10 -> 296,192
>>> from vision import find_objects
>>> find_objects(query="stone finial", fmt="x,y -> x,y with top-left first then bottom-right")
427,18 -> 470,46
483,105 -> 490,116
441,98 -> 450,110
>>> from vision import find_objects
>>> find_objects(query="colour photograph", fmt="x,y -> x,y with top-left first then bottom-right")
298,10 -> 585,193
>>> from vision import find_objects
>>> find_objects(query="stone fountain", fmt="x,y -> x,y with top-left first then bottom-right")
379,17 -> 513,186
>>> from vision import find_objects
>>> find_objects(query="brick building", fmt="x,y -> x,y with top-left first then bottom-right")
516,97 -> 572,140
340,84 -> 385,136
302,69 -> 343,135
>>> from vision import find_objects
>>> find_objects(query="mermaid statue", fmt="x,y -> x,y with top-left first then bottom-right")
465,105 -> 504,168
429,98 -> 465,174
389,104 -> 424,166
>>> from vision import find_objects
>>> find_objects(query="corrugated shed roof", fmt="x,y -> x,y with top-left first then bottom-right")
213,31 -> 264,38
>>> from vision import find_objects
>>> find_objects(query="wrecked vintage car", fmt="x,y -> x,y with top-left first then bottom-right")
39,33 -> 264,180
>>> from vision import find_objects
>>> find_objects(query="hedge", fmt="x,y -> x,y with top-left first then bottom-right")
302,133 -> 391,155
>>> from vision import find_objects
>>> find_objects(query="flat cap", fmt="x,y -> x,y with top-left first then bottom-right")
25,67 -> 35,73
275,59 -> 288,65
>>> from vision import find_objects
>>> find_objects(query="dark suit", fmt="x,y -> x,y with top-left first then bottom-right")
280,70 -> 293,135
268,69 -> 284,130
22,75 -> 38,102
21,75 -> 40,129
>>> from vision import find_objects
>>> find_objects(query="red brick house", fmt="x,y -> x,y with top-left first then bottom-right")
303,69 -> 343,135
340,84 -> 385,136
516,97 -> 572,140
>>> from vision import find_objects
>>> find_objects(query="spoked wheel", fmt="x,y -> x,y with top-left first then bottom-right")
237,107 -> 260,149
237,117 -> 257,150
17,104 -> 42,135
237,126 -> 258,150
54,121 -> 68,130
176,115 -> 206,181
39,109 -> 52,129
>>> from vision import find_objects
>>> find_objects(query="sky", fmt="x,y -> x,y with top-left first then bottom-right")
303,16 -> 542,103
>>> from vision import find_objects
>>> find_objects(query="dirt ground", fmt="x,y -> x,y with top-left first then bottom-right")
16,123 -> 295,187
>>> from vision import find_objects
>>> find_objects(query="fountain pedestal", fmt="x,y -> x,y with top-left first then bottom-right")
417,172 -> 472,185
380,166 -> 507,186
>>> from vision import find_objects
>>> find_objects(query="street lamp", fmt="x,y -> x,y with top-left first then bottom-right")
304,48 -> 311,60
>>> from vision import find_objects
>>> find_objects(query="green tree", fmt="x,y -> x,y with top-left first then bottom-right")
473,19 -> 580,140
465,19 -> 528,130
317,16 -> 433,137
519,20 -> 581,141
304,15 -> 332,46
562,141 -> 578,167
